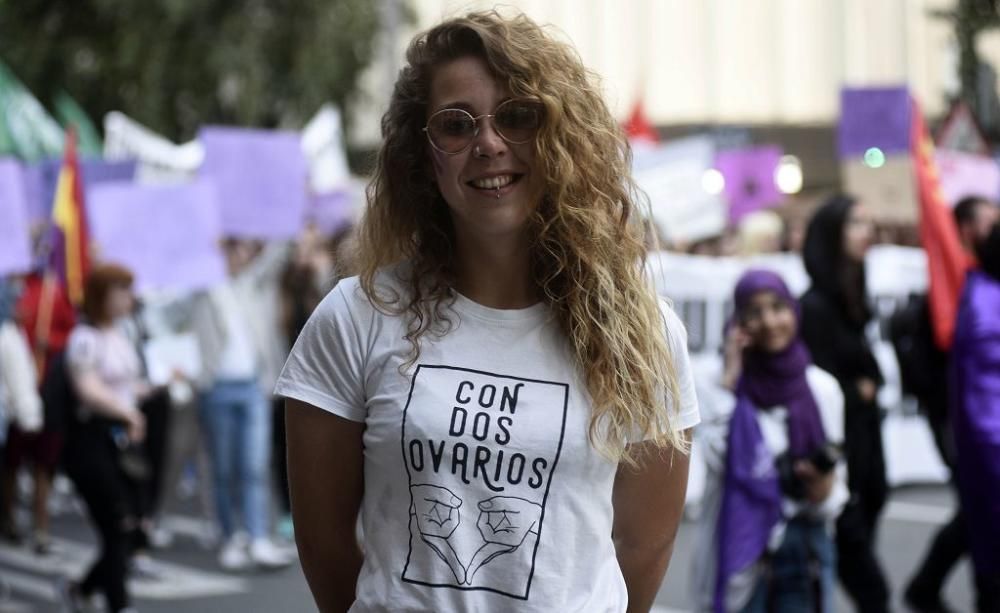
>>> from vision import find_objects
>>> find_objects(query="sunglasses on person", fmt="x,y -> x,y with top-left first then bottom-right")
423,98 -> 545,154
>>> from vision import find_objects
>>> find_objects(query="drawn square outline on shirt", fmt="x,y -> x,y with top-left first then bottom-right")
399,364 -> 569,600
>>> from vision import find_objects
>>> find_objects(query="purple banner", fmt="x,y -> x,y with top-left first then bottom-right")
199,126 -> 308,239
0,159 -> 33,275
715,146 -> 784,224
24,158 -> 138,223
838,87 -> 912,159
87,181 -> 227,293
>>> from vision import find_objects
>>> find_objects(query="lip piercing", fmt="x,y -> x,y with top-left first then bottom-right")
495,186 -> 501,199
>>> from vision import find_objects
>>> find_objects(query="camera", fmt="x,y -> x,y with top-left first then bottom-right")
775,444 -> 840,501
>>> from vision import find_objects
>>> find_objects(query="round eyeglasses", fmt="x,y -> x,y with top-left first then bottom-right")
423,98 -> 544,155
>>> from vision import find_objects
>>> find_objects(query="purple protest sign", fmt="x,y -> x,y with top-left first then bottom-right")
199,126 -> 308,239
87,181 -> 227,293
25,158 -> 138,223
715,146 -> 784,224
838,87 -> 912,159
934,150 -> 1000,208
306,188 -> 364,236
0,159 -> 33,275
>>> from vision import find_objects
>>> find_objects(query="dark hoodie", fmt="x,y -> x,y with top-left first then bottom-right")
799,195 -> 886,507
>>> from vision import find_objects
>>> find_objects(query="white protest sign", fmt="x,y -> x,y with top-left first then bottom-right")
633,137 -> 727,244
301,104 -> 351,194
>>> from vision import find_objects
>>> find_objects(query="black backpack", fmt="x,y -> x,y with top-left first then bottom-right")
888,294 -> 948,410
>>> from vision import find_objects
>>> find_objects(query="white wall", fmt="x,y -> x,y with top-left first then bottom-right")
350,0 -> 986,146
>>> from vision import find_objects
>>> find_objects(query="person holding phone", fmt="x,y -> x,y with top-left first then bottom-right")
692,270 -> 848,613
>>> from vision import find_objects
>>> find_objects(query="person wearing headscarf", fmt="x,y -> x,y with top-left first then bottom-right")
799,194 -> 890,613
950,220 -> 1000,613
692,270 -> 847,612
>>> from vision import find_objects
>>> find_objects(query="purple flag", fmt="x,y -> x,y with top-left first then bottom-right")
25,158 -> 137,223
838,87 -> 911,159
0,159 -> 33,275
199,126 -> 308,239
715,146 -> 783,224
87,180 -> 227,293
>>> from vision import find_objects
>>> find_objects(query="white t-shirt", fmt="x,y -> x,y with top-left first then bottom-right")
274,270 -> 700,613
66,324 -> 142,419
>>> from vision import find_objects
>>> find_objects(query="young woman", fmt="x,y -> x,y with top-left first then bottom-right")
276,11 -> 699,613
61,264 -> 147,613
692,270 -> 847,613
799,195 -> 890,613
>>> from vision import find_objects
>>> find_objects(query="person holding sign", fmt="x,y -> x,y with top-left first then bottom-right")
691,270 -> 847,612
799,195 -> 890,613
276,11 -> 700,613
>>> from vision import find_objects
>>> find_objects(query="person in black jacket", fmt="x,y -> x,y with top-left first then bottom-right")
800,194 -> 890,613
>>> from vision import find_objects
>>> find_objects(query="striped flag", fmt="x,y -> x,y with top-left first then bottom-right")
912,97 -> 973,350
49,129 -> 90,306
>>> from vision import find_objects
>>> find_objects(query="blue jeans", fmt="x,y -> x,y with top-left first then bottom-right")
742,518 -> 837,613
199,380 -> 271,540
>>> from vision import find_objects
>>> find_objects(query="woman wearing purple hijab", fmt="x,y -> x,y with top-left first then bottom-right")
692,270 -> 848,613
951,221 -> 1000,613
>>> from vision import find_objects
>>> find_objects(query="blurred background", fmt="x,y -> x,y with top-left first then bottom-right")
1,1 -> 999,612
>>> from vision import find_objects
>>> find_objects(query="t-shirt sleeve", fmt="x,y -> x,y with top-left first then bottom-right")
273,280 -> 369,423
65,326 -> 101,376
661,299 -> 701,432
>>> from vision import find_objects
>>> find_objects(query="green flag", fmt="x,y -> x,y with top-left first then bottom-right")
0,60 -> 64,161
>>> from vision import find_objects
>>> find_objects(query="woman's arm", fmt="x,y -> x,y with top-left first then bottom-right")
286,398 -> 365,613
71,369 -> 145,440
613,432 -> 692,613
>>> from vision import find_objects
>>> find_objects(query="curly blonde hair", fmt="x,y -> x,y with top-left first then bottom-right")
357,10 -> 688,463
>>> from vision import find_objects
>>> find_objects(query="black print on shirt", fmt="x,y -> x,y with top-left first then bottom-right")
400,365 -> 569,600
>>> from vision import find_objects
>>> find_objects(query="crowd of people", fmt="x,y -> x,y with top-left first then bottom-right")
0,223 -> 354,612
0,9 -> 998,613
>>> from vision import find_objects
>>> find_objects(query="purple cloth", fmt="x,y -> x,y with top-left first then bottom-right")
951,270 -> 1000,575
715,146 -> 784,224
0,159 -> 33,275
198,126 -> 309,239
838,87 -> 911,159
714,270 -> 828,612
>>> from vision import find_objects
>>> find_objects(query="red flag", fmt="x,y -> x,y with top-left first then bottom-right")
624,99 -> 658,145
912,98 -> 973,350
49,129 -> 91,306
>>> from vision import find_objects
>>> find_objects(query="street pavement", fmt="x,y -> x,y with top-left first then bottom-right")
0,484 -> 972,612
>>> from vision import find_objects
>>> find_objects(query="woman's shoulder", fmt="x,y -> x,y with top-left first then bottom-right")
313,265 -> 412,324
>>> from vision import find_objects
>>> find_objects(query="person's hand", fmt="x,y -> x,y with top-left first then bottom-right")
794,460 -> 835,505
410,484 -> 462,538
475,496 -> 542,547
124,410 -> 146,444
856,378 -> 878,404
721,324 -> 750,390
